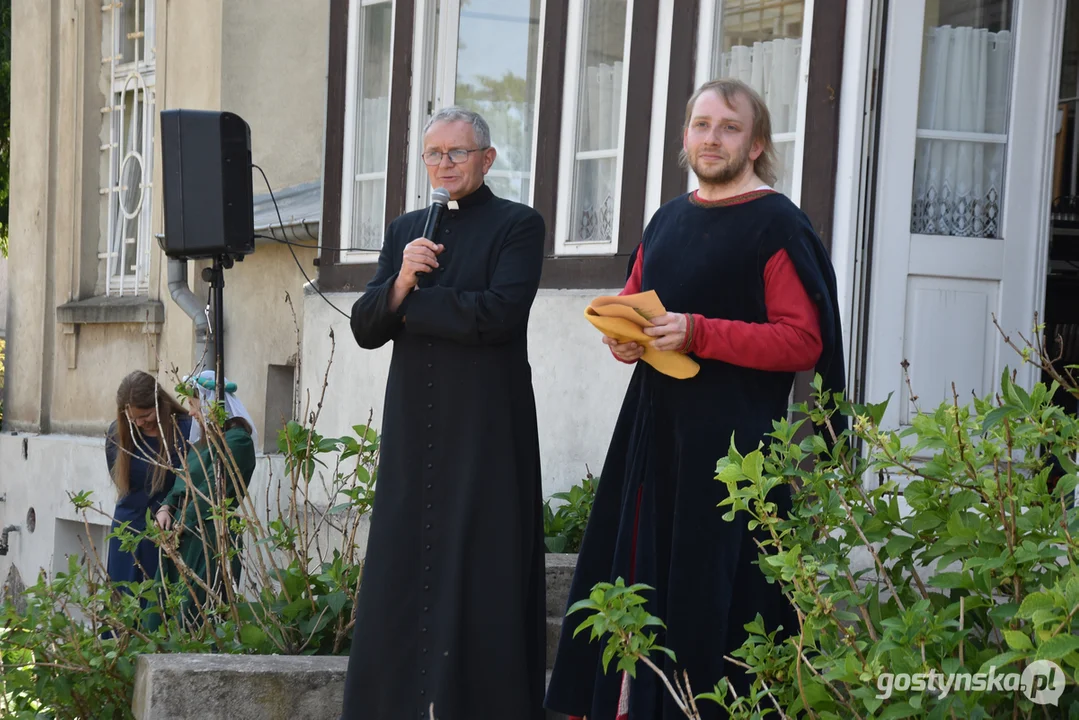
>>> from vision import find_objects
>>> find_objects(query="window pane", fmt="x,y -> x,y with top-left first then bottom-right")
454,0 -> 542,204
120,0 -> 143,65
110,87 -> 150,288
569,0 -> 627,245
709,0 -> 805,196
910,0 -> 1014,239
350,1 -> 393,250
352,178 -> 387,251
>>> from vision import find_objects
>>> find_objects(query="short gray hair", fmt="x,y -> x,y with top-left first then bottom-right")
423,107 -> 492,149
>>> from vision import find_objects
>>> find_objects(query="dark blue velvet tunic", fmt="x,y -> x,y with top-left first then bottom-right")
545,192 -> 846,720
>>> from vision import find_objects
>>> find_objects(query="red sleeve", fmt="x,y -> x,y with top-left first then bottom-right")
619,245 -> 643,296
686,249 -> 822,371
610,246 -> 645,364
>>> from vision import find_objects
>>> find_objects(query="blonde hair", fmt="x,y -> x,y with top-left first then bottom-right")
681,78 -> 777,187
111,370 -> 190,497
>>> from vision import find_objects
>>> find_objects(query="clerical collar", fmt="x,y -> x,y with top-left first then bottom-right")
447,183 -> 494,211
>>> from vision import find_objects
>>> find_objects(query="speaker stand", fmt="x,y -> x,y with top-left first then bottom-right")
201,254 -> 234,406
201,254 -> 235,539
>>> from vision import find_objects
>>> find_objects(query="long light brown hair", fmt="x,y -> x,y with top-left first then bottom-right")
681,78 -> 778,187
111,370 -> 190,498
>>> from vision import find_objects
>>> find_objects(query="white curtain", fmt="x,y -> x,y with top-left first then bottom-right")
719,38 -> 801,196
572,61 -> 623,243
721,38 -> 801,133
351,95 -> 390,250
911,26 -> 1012,238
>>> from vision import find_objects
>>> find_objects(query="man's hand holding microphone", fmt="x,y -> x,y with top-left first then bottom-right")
388,187 -> 451,313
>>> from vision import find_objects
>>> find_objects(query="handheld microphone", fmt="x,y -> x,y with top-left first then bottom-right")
418,187 -> 451,287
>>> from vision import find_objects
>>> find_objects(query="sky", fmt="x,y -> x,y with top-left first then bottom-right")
455,0 -> 539,89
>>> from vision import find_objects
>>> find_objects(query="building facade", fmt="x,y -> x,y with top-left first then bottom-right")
1,0 -> 1076,592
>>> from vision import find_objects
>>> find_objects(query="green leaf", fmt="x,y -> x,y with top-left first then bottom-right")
878,700 -> 920,719
601,643 -> 617,673
716,461 -> 744,485
741,450 -> 765,482
1017,592 -> 1056,619
323,591 -> 348,617
977,650 -> 1025,674
1036,634 -> 1079,661
982,405 -> 1017,433
281,597 -> 310,621
239,624 -> 266,647
1003,630 -> 1033,651
885,534 -> 917,557
927,572 -> 970,590
545,536 -> 567,553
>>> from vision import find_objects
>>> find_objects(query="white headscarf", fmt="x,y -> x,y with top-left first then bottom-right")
185,370 -> 258,450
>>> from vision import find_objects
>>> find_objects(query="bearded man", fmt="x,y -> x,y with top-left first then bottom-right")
544,79 -> 846,720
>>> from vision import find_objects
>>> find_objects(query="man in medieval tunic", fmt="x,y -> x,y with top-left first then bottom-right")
342,107 -> 547,720
545,79 -> 846,720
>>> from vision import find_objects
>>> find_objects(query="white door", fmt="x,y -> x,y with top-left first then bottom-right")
863,0 -> 1065,431
406,0 -> 544,211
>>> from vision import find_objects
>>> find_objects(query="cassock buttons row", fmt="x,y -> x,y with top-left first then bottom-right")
421,360 -> 435,706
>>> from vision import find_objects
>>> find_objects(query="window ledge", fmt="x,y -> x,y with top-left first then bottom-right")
56,297 -> 165,372
56,296 -> 164,326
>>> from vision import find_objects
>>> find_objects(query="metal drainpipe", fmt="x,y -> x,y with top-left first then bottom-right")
0,525 -> 19,556
167,257 -> 211,368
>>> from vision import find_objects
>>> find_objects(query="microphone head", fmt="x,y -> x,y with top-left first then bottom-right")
431,187 -> 451,207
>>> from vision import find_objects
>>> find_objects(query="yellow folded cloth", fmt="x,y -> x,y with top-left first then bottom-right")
584,290 -> 700,379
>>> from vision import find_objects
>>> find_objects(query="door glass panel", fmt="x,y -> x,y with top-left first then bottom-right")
707,0 -> 806,196
350,1 -> 393,250
568,0 -> 627,244
911,0 -> 1014,239
454,0 -> 542,204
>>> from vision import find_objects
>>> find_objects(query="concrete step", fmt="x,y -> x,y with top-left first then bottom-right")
545,553 -> 577,617
543,555 -> 577,719
546,615 -> 563,670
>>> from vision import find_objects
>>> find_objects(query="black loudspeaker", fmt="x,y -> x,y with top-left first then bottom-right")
160,109 -> 255,260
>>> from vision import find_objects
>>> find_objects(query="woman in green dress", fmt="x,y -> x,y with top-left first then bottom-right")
151,371 -> 257,628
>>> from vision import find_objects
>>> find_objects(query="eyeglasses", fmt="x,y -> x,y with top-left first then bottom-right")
422,148 -> 488,166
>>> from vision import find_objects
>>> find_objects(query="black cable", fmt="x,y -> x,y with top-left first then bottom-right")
253,232 -> 379,253
252,164 -> 351,320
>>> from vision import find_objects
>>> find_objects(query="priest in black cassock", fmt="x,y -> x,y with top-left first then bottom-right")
341,107 -> 547,720
545,79 -> 847,720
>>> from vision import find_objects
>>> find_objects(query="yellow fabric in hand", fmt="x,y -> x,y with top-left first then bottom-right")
584,290 -> 700,380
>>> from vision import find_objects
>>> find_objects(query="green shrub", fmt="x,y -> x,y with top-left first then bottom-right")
569,369 -> 1079,718
0,364 -> 379,717
544,468 -> 597,553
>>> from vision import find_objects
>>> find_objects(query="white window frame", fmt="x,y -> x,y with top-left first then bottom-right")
339,0 -> 396,264
101,0 -> 156,297
525,0 -> 548,209
553,0 -> 635,256
690,0 -> 814,205
406,0 -> 441,213
407,0 -> 547,213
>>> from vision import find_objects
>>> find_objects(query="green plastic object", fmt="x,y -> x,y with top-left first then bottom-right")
195,377 -> 238,394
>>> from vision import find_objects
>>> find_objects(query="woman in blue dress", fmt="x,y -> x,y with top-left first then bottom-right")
105,370 -> 192,586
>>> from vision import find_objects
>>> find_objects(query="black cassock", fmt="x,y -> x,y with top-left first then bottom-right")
545,192 -> 846,720
342,183 -> 547,720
